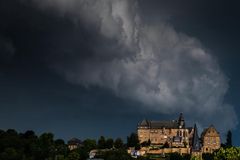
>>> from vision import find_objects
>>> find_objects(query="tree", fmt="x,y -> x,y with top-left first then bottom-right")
83,139 -> 97,152
55,154 -> 66,160
162,141 -> 169,148
214,147 -> 240,160
55,139 -> 68,156
34,133 -> 55,160
226,130 -> 232,147
168,152 -> 184,160
22,130 -> 38,159
105,138 -> 114,149
141,139 -> 151,147
0,148 -> 22,160
202,153 -> 214,160
114,138 -> 124,149
191,156 -> 201,160
67,151 -> 80,160
103,149 -> 132,160
127,133 -> 140,149
98,136 -> 106,149
77,148 -> 89,160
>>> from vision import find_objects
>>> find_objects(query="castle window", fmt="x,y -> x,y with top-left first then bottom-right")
179,131 -> 182,137
213,138 -> 216,144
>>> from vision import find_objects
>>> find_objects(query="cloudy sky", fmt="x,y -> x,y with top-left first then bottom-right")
0,0 -> 240,144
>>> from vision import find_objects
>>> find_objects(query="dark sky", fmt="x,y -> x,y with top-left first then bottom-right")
0,0 -> 240,145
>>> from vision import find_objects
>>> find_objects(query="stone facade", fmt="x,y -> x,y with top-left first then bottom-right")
137,113 -> 221,156
137,113 -> 194,148
201,125 -> 221,153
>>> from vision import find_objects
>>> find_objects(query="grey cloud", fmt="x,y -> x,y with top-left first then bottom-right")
32,0 -> 238,133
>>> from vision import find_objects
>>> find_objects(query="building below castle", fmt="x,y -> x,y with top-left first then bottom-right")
137,113 -> 221,157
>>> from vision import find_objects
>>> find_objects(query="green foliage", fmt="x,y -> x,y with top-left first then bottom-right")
114,138 -> 124,149
83,139 -> 96,152
141,139 -> 151,147
0,147 -> 22,160
167,152 -> 184,160
34,133 -> 56,160
162,141 -> 170,148
77,148 -> 88,160
105,138 -> 114,149
102,149 -> 132,160
55,154 -> 66,160
226,130 -> 232,147
191,156 -> 201,160
67,151 -> 80,160
202,153 -> 214,160
0,129 -> 70,160
0,129 -> 146,160
127,133 -> 140,149
55,139 -> 68,157
214,147 -> 240,160
98,136 -> 106,149
136,156 -> 151,160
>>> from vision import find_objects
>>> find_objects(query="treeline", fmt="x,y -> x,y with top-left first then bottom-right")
0,129 -> 68,160
0,129 -> 142,160
0,128 -> 238,160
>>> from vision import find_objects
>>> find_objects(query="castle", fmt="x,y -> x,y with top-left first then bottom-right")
137,113 -> 221,156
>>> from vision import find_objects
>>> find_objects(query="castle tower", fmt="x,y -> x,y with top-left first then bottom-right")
178,113 -> 185,128
191,124 -> 202,159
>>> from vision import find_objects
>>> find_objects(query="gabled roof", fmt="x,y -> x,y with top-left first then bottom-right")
201,125 -> 220,138
68,138 -> 82,145
139,119 -> 149,127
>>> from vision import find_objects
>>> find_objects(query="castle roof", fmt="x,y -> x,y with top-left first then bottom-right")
138,113 -> 186,129
138,120 -> 179,129
150,120 -> 179,129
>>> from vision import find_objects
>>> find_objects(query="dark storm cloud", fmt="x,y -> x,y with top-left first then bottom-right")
26,0 -> 238,132
0,0 -> 238,137
0,37 -> 15,63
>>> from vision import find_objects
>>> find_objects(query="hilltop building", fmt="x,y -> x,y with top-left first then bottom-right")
137,113 -> 221,157
67,138 -> 83,150
137,113 -> 193,147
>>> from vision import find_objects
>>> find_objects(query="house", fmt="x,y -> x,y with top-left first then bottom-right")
67,138 -> 82,150
201,125 -> 221,153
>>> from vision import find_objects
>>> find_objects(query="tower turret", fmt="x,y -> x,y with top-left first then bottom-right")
192,124 -> 201,151
178,113 -> 185,128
